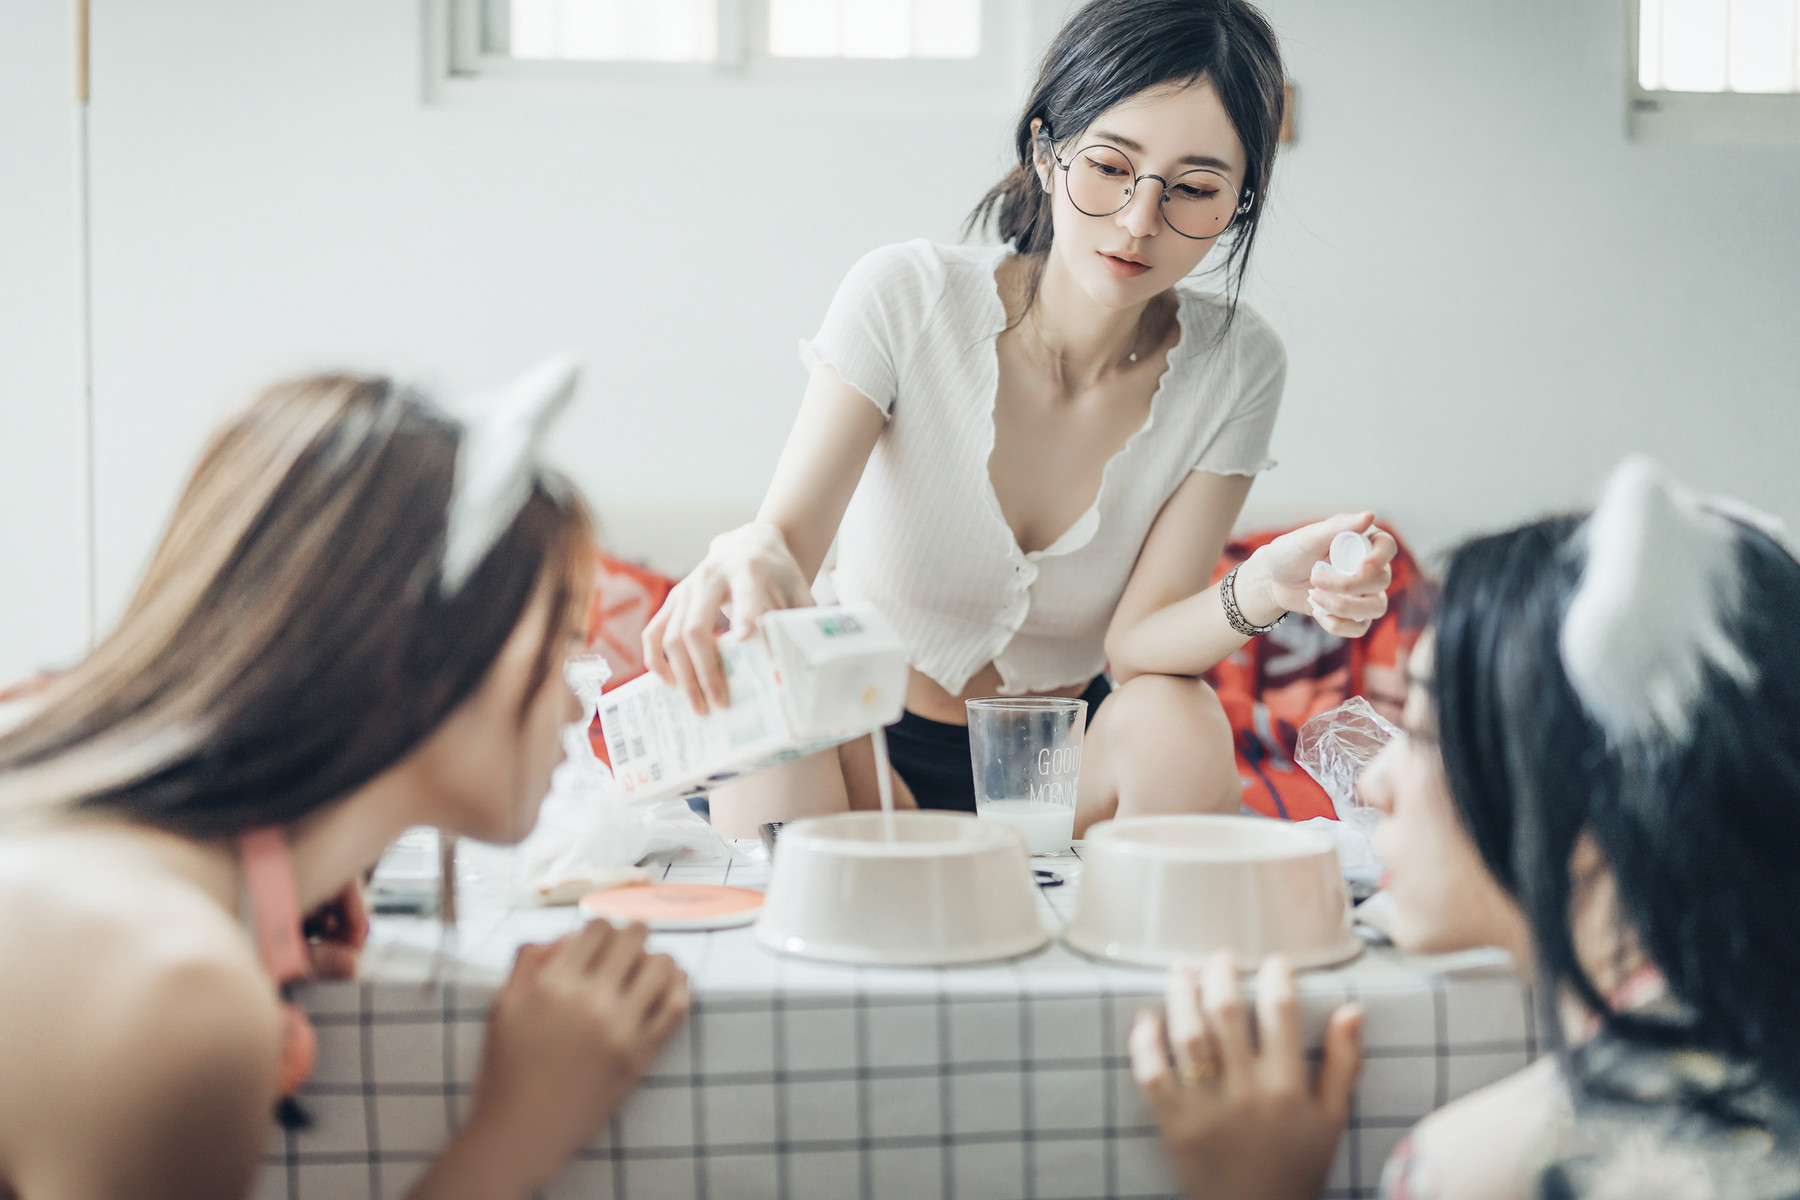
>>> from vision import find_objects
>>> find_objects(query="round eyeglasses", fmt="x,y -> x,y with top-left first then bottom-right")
1052,142 -> 1249,241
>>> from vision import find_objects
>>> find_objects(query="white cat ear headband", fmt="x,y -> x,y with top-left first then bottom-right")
1559,455 -> 1779,748
438,353 -> 579,593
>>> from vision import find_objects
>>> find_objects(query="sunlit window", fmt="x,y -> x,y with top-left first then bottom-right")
770,0 -> 979,59
507,0 -> 718,62
499,0 -> 980,63
1638,0 -> 1800,92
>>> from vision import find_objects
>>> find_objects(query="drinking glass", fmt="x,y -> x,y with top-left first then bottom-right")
965,697 -> 1087,855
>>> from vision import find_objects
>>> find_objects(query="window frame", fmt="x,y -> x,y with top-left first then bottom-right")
428,0 -> 1029,113
1626,0 -> 1800,144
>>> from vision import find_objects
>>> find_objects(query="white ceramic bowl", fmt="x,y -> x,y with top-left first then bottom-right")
753,811 -> 1049,966
1063,815 -> 1361,970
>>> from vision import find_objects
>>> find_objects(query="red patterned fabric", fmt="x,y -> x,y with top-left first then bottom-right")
581,550 -> 678,765
1203,524 -> 1427,822
582,550 -> 677,691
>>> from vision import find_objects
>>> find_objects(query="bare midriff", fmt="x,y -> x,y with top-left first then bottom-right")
903,663 -> 1091,725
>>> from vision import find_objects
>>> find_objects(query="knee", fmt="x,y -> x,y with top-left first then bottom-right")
1098,675 -> 1231,759
707,749 -> 848,836
1091,675 -> 1240,818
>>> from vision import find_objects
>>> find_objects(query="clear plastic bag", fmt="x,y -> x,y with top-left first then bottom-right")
515,655 -> 753,906
1293,696 -> 1400,889
1294,696 -> 1399,819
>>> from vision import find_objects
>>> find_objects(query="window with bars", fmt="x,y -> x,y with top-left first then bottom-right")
1629,0 -> 1800,141
768,0 -> 979,59
493,0 -> 981,63
505,0 -> 718,62
1638,0 -> 1800,92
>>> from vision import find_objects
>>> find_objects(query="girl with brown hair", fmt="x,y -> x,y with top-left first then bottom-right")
0,363 -> 688,1199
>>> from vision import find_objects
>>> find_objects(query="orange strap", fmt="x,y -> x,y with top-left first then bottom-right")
237,828 -> 309,984
237,828 -> 318,1099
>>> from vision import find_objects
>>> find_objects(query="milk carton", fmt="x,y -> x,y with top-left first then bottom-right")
598,605 -> 908,803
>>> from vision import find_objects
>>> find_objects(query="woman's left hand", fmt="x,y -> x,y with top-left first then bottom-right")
1131,952 -> 1363,1200
1243,512 -> 1397,638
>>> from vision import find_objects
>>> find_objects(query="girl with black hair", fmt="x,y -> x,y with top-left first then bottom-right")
0,367 -> 689,1199
646,0 -> 1396,838
1131,457 -> 1800,1199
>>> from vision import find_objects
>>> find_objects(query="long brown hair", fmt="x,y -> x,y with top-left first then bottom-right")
0,374 -> 593,837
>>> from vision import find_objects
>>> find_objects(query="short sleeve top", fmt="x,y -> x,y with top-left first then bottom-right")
801,239 -> 1285,696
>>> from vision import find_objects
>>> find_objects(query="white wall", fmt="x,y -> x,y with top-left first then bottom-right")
3,0 -> 1797,684
1254,0 -> 1800,554
0,2 -> 88,684
76,0 -> 1047,632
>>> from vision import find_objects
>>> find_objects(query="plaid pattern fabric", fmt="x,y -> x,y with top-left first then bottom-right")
255,848 -> 1534,1200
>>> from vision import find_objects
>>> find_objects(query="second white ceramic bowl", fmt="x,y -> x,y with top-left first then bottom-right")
1063,815 -> 1361,970
753,811 -> 1048,966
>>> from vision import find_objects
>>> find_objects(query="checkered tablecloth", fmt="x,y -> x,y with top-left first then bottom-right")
254,843 -> 1535,1200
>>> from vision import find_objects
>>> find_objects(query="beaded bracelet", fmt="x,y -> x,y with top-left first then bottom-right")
1221,561 -> 1287,637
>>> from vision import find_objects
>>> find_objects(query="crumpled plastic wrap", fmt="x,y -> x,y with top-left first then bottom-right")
514,655 -> 757,905
1294,696 -> 1399,818
1293,696 -> 1400,889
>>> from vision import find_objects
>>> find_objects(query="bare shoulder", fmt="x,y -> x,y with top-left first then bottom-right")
0,831 -> 283,1198
1383,1057 -> 1566,1200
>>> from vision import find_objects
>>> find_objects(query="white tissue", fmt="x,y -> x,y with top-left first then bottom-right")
513,654 -> 751,905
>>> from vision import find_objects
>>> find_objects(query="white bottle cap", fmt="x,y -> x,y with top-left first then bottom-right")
1329,530 -> 1371,576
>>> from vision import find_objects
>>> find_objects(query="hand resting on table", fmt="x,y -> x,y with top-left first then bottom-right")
408,920 -> 690,1200
1131,951 -> 1364,1200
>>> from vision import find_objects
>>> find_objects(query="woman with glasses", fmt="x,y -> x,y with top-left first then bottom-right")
647,0 -> 1395,836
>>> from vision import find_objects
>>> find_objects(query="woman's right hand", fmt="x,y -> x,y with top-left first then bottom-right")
642,521 -> 814,713
1131,953 -> 1362,1200
1242,513 -> 1396,639
415,921 -> 689,1199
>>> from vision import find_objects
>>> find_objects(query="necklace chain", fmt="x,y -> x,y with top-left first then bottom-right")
1023,305 -> 1156,378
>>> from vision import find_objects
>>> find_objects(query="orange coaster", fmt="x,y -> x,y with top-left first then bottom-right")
578,883 -> 765,931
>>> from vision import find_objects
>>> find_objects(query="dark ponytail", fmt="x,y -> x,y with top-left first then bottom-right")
968,0 -> 1286,325
973,163 -> 1054,258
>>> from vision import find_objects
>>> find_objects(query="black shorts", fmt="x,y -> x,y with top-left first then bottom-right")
884,676 -> 1113,814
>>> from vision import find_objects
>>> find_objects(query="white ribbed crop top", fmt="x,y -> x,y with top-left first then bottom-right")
800,239 -> 1285,696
